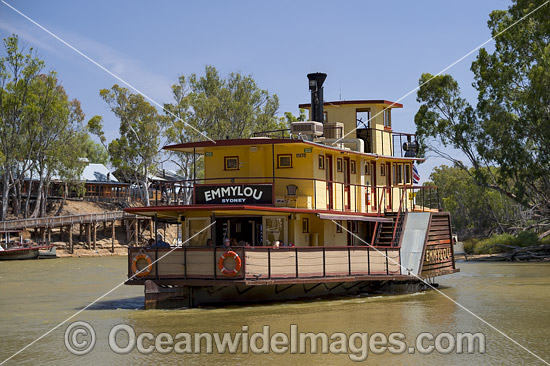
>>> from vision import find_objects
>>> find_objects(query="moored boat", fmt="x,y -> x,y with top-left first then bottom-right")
125,73 -> 459,309
0,230 -> 56,260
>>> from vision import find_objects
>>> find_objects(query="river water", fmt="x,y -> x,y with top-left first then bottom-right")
1,257 -> 549,365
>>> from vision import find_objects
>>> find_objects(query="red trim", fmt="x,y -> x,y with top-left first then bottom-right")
298,100 -> 403,109
125,204 -> 390,217
165,139 -> 298,150
0,245 -> 54,253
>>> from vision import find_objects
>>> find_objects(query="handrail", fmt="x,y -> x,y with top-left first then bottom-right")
391,188 -> 407,246
129,245 -> 402,281
0,211 -> 142,231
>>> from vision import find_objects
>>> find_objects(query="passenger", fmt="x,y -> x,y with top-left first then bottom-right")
230,238 -> 239,247
206,238 -> 213,247
273,240 -> 280,249
222,238 -> 231,249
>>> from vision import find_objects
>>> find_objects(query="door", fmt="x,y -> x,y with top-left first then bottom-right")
262,216 -> 288,246
326,155 -> 333,210
386,162 -> 392,210
371,162 -> 377,211
344,157 -> 351,210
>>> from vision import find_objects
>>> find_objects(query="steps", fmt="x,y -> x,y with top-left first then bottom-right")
374,212 -> 405,247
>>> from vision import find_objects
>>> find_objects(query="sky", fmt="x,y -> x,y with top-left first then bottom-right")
0,0 -> 513,182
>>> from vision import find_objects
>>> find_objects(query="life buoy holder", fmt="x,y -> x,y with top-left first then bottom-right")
218,251 -> 242,277
132,252 -> 153,277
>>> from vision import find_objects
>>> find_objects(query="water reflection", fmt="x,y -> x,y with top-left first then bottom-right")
1,258 -> 549,365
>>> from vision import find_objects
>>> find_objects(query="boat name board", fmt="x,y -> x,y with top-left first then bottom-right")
195,184 -> 273,205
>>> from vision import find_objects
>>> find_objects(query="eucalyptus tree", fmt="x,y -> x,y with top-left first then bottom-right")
92,85 -> 163,206
414,0 -> 550,231
163,66 -> 285,202
1,35 -> 89,218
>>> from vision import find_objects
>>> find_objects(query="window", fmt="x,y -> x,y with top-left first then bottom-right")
383,108 -> 391,128
381,164 -> 386,176
277,154 -> 292,168
405,164 -> 411,184
365,163 -> 370,175
352,221 -> 358,233
350,160 -> 356,174
396,164 -> 403,184
337,158 -> 343,172
336,220 -> 343,233
318,155 -> 325,170
392,164 -> 397,185
302,218 -> 309,233
356,109 -> 371,129
224,156 -> 239,170
323,111 -> 328,123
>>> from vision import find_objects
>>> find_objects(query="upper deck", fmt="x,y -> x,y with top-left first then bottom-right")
130,99 -> 436,220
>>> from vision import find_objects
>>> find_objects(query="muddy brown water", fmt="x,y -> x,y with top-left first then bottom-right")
1,257 -> 549,365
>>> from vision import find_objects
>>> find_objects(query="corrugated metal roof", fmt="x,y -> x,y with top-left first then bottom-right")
81,163 -> 119,182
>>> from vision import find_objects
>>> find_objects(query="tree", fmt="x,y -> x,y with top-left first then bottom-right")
414,0 -> 550,232
0,35 -> 87,218
163,66 -> 286,203
92,85 -> 163,206
426,165 -> 519,238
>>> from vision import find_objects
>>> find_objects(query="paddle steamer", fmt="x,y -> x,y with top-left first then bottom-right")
125,73 -> 458,309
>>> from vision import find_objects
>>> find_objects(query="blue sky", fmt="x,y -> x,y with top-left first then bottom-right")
0,0 -> 512,180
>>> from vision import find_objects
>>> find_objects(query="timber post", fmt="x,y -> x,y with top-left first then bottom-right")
112,219 -> 116,253
93,223 -> 97,250
69,224 -> 73,253
85,223 -> 91,249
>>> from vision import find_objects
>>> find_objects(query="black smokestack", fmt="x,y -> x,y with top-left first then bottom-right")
307,72 -> 327,123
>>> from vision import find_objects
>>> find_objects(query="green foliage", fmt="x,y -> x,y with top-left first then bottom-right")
427,165 -> 518,238
0,35 -> 88,218
284,109 -> 307,123
163,66 -> 285,202
95,84 -> 162,205
465,231 -> 542,254
415,0 -> 550,227
81,134 -> 109,165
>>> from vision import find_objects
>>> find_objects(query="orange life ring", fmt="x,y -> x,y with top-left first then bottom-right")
132,253 -> 153,277
218,251 -> 242,276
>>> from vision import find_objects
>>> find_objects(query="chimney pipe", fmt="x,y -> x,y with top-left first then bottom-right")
307,73 -> 327,124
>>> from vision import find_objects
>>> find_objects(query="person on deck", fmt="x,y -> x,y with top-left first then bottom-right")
222,238 -> 231,249
206,239 -> 213,247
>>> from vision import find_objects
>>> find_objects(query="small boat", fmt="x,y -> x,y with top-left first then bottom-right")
0,230 -> 56,260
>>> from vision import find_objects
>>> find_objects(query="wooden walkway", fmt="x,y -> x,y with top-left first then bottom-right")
0,211 -> 140,231
0,211 -> 152,253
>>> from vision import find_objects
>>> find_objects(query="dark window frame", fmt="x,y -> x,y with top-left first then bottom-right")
277,154 -> 293,168
224,156 -> 239,170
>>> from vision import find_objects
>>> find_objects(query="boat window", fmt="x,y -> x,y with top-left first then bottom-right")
263,217 -> 287,245
396,164 -> 403,184
302,218 -> 309,233
277,154 -> 292,168
365,163 -> 370,175
224,156 -> 239,170
188,218 -> 211,246
318,155 -> 325,170
405,164 -> 411,184
337,158 -> 343,172
383,109 -> 391,128
381,164 -> 385,176
350,160 -> 356,174
336,220 -> 343,233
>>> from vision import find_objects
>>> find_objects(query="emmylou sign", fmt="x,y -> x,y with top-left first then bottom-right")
195,184 -> 273,205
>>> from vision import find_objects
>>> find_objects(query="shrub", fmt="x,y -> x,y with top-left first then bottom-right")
515,230 -> 539,247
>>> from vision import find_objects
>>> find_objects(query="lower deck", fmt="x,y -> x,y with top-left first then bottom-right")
126,211 -> 458,308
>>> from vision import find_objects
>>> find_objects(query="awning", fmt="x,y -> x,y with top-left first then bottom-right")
317,213 -> 393,222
